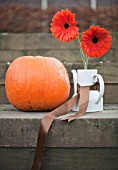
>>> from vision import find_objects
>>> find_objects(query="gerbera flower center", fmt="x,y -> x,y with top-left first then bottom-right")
64,23 -> 70,29
92,37 -> 98,44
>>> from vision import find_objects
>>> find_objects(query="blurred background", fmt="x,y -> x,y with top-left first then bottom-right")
0,0 -> 117,32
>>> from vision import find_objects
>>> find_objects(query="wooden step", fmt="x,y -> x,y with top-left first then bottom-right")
0,104 -> 118,170
0,62 -> 118,104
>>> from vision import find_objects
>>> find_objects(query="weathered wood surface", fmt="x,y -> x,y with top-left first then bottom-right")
1,62 -> 118,84
64,62 -> 118,84
0,49 -> 116,63
0,33 -> 117,50
0,49 -> 84,62
0,33 -> 118,104
1,83 -> 118,104
0,32 -> 118,170
0,105 -> 118,148
0,104 -> 118,170
1,103 -> 118,111
0,33 -> 117,63
0,62 -> 118,104
0,33 -> 78,50
0,148 -> 118,170
0,84 -> 9,104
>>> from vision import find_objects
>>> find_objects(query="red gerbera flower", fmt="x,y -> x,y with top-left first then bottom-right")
50,9 -> 79,42
81,25 -> 112,58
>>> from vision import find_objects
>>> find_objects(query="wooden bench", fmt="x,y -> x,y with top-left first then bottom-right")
0,104 -> 118,170
0,33 -> 118,105
0,33 -> 118,169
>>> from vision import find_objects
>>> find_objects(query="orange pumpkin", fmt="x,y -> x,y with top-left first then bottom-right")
5,56 -> 70,111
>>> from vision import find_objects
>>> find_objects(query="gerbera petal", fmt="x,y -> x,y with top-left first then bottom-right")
50,9 -> 79,42
81,25 -> 112,58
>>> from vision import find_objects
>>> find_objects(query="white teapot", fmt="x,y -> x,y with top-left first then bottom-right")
72,69 -> 104,112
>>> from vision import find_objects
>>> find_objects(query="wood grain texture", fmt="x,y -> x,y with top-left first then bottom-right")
0,63 -> 9,84
0,148 -> 118,170
64,62 -> 118,84
0,104 -> 118,169
1,62 -> 118,84
0,33 -> 77,50
0,33 -> 117,63
0,62 -> 118,104
0,50 -> 83,62
104,84 -> 118,104
0,84 -> 9,104
0,50 -> 114,63
0,33 -> 117,50
0,30 -> 117,170
1,83 -> 118,104
1,104 -> 118,111
0,112 -> 118,147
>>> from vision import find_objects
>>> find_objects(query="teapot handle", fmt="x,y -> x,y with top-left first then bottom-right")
71,70 -> 78,95
92,74 -> 105,104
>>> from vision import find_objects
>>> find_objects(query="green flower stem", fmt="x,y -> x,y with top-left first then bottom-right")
76,36 -> 88,69
85,54 -> 89,68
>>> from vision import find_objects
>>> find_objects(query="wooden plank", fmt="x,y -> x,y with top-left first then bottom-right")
1,104 -> 118,112
0,104 -> 18,111
0,33 -> 117,50
104,84 -> 118,104
0,63 -> 9,84
0,83 -> 118,104
1,83 -> 118,104
0,50 -> 26,62
0,84 -> 9,104
0,148 -> 118,170
0,63 -> 118,84
0,106 -> 118,118
70,83 -> 118,104
64,62 -> 118,84
0,49 -> 116,63
0,112 -> 118,147
104,104 -> 118,110
0,148 -> 33,170
0,33 -> 78,50
0,49 -> 83,63
1,62 -> 118,104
